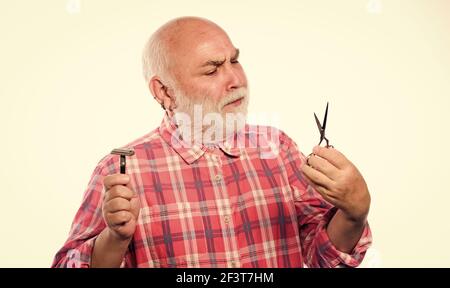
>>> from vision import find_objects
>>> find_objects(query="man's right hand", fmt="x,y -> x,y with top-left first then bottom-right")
102,174 -> 140,241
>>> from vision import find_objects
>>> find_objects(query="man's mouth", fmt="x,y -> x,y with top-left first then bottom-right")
224,96 -> 244,108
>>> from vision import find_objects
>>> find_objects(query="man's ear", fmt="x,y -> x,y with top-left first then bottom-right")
148,76 -> 176,112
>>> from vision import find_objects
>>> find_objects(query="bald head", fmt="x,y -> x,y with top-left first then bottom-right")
157,17 -> 227,50
142,17 -> 232,85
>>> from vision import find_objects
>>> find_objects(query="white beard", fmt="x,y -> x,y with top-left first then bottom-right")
172,87 -> 249,145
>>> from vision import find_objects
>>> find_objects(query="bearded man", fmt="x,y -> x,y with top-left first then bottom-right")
52,17 -> 372,268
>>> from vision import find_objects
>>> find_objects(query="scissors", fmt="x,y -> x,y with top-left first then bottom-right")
314,102 -> 333,148
307,102 -> 333,167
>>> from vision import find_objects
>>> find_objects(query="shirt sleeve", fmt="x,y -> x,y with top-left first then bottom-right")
279,132 -> 372,268
51,158 -> 131,268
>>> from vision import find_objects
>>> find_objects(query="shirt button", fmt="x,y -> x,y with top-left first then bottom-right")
215,174 -> 222,182
231,261 -> 238,268
224,215 -> 230,224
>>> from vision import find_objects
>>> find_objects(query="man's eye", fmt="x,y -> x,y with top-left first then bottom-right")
231,60 -> 239,64
205,70 -> 217,75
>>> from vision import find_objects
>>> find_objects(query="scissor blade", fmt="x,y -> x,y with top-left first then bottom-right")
314,113 -> 323,135
322,102 -> 329,131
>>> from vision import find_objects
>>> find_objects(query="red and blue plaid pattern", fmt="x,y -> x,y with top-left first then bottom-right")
52,115 -> 371,268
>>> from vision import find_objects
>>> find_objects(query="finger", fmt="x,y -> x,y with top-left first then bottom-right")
107,210 -> 133,226
313,146 -> 349,169
104,185 -> 134,202
301,163 -> 334,189
307,154 -> 340,180
104,174 -> 130,190
104,197 -> 132,213
314,185 -> 340,206
113,218 -> 137,239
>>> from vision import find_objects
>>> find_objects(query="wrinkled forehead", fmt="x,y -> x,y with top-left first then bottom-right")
165,23 -> 235,66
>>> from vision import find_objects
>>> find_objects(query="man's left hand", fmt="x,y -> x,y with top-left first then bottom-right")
301,146 -> 371,223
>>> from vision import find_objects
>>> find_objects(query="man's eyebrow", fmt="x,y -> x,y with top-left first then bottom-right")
201,48 -> 240,67
202,58 -> 226,67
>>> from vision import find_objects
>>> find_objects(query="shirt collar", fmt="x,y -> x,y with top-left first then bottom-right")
159,113 -> 242,165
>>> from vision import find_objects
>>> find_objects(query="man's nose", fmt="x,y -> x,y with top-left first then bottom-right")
225,65 -> 244,91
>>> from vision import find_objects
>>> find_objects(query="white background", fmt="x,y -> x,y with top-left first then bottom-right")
1,0 -> 449,267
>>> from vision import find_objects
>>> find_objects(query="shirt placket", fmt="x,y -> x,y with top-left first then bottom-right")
208,150 -> 241,268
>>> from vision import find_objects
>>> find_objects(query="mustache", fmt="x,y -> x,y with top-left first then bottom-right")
218,88 -> 248,109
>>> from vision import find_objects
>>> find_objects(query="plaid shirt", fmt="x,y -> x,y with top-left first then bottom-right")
52,114 -> 372,268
